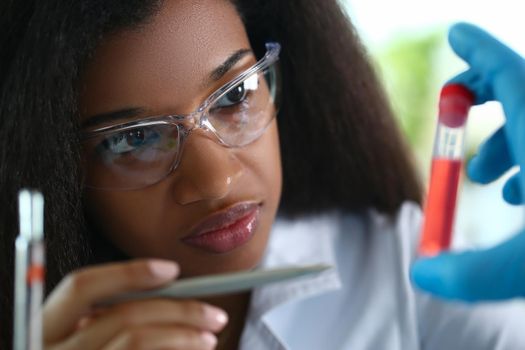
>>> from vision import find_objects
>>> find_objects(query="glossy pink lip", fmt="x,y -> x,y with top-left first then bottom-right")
181,202 -> 261,254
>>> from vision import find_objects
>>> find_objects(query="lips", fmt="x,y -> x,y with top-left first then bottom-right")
181,202 -> 261,254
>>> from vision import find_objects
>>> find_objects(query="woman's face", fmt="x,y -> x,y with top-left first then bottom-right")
79,0 -> 282,277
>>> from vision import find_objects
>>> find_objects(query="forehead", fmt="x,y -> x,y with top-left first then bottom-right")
79,0 -> 251,120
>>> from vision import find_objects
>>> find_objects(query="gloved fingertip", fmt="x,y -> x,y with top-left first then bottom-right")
448,22 -> 469,37
410,257 -> 447,293
448,22 -> 474,46
502,178 -> 522,205
466,156 -> 485,183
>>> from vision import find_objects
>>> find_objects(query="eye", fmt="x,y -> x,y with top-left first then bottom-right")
100,127 -> 161,155
216,83 -> 247,108
214,74 -> 258,109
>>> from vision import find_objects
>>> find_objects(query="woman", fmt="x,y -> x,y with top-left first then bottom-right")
1,1 -> 523,349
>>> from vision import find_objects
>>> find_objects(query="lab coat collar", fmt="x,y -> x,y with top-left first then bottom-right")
244,212 -> 343,347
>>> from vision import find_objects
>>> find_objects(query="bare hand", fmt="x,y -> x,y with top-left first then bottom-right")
43,259 -> 228,349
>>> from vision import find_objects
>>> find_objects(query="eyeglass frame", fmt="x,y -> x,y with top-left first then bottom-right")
81,42 -> 281,190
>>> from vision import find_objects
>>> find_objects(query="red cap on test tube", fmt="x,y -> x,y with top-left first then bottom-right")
438,84 -> 475,128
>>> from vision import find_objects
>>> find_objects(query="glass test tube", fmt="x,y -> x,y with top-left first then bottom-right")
28,192 -> 44,350
14,191 -> 31,350
13,190 -> 45,350
418,84 -> 474,256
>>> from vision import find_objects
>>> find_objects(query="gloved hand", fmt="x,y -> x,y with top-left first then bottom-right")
410,22 -> 525,302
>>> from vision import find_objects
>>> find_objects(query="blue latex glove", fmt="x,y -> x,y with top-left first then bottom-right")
410,22 -> 525,302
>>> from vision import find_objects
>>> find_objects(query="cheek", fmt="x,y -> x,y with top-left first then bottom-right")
234,119 -> 282,220
239,119 -> 282,189
242,119 -> 283,224
257,120 -> 282,204
84,187 -> 171,254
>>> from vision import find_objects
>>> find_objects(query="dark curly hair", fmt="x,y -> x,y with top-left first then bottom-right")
0,0 -> 422,347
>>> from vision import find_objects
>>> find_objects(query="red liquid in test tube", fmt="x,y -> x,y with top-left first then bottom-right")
418,84 -> 475,256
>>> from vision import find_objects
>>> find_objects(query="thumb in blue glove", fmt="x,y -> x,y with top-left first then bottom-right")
411,228 -> 525,301
411,22 -> 525,301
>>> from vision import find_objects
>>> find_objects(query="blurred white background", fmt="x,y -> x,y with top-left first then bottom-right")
342,0 -> 525,248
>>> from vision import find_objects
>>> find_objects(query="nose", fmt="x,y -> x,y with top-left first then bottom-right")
170,131 -> 244,205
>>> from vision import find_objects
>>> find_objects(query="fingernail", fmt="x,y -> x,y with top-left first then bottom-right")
201,331 -> 218,347
205,305 -> 229,327
148,260 -> 178,279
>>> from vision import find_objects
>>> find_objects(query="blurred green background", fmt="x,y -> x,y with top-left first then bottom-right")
342,0 -> 524,248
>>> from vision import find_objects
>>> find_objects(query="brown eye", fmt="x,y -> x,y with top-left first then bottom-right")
216,82 -> 248,107
100,127 -> 161,155
226,84 -> 246,103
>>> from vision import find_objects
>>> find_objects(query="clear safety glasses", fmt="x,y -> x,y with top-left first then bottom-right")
81,42 -> 281,190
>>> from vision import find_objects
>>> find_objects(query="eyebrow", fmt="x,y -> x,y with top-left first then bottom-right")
208,48 -> 251,82
81,107 -> 146,129
82,48 -> 252,129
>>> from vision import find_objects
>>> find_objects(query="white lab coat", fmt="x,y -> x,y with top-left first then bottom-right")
239,202 -> 525,349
